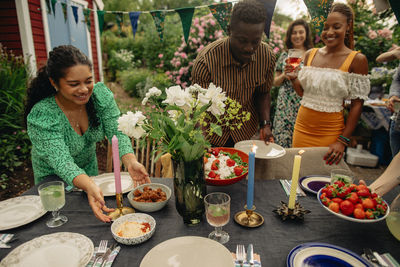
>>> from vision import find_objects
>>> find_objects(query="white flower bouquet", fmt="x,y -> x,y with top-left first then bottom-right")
118,83 -> 250,162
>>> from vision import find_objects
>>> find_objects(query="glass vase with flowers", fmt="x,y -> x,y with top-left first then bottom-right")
117,83 -> 250,225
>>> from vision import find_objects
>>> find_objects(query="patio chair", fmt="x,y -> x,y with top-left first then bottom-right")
255,147 -> 352,180
106,137 -> 163,178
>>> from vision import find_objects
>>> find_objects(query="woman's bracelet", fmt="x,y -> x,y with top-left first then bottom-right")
337,135 -> 350,146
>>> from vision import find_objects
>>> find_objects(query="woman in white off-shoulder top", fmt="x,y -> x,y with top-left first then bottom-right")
285,3 -> 370,165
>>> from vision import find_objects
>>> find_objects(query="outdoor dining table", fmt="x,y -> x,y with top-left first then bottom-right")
1,176 -> 399,266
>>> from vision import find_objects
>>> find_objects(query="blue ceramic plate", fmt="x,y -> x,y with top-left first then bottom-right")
299,175 -> 331,194
287,242 -> 373,267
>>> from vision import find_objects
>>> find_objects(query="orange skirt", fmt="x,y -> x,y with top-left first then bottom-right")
292,106 -> 345,147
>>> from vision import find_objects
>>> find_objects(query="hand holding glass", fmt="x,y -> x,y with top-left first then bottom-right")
38,181 -> 68,227
287,49 -> 303,78
204,192 -> 230,244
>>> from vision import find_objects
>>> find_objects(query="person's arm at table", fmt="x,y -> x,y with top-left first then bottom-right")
363,152 -> 400,196
325,53 -> 369,165
72,174 -> 114,222
376,44 -> 400,63
387,66 -> 400,112
94,83 -> 150,185
257,48 -> 276,143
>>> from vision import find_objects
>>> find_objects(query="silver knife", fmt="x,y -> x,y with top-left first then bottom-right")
247,244 -> 254,266
99,243 -> 116,267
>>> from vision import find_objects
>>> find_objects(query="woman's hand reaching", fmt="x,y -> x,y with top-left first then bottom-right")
86,181 -> 114,222
122,153 -> 150,188
324,141 -> 346,165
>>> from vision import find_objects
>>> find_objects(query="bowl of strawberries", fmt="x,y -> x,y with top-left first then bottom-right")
317,179 -> 390,223
204,147 -> 249,186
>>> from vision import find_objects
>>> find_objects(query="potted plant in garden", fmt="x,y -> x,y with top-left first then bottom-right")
117,83 -> 250,225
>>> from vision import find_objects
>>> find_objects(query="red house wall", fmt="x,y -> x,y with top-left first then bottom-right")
28,0 -> 47,69
0,1 -> 23,56
88,0 -> 100,82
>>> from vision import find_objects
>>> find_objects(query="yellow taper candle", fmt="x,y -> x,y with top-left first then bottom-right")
288,150 -> 304,209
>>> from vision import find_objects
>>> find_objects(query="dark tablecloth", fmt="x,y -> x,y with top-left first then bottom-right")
1,177 -> 399,267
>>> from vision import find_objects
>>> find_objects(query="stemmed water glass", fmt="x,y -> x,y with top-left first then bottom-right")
204,192 -> 230,244
38,181 -> 68,227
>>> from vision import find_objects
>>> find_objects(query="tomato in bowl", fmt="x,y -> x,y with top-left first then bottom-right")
204,147 -> 249,186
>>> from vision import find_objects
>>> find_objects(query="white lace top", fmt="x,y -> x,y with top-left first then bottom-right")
297,66 -> 370,112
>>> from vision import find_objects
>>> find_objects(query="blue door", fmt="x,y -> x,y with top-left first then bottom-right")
47,0 -> 89,57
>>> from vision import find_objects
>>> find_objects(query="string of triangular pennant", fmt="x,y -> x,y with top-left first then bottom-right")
43,0 -> 400,45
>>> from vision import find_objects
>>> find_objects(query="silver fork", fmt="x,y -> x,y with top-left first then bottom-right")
236,244 -> 245,267
94,240 -> 108,265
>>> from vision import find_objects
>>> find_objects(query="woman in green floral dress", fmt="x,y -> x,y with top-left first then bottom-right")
272,19 -> 313,147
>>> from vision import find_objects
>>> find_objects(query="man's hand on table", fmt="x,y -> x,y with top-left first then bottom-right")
259,125 -> 274,143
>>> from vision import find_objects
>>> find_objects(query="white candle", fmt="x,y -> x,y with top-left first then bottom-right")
288,150 -> 304,209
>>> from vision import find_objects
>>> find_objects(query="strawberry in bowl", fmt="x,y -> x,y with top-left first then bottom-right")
317,180 -> 390,223
204,147 -> 249,186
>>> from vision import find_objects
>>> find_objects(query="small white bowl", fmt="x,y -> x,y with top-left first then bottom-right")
111,213 -> 156,245
127,183 -> 172,212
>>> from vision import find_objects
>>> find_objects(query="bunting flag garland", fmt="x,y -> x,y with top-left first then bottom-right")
71,5 -> 79,24
61,2 -> 68,22
45,0 -> 51,14
97,10 -> 105,34
129,12 -> 141,38
175,7 -> 195,44
51,0 -> 57,16
83,8 -> 91,31
388,0 -> 400,23
150,10 -> 167,42
303,0 -> 334,35
115,12 -> 124,33
258,0 -> 277,38
208,2 -> 232,34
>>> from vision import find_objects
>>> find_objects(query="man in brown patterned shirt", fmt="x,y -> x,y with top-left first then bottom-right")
192,0 -> 276,147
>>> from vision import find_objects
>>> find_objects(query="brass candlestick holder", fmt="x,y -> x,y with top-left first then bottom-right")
234,205 -> 264,227
108,193 -> 135,221
273,201 -> 310,221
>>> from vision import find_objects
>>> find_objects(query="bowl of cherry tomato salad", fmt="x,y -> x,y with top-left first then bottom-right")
317,179 -> 390,223
204,147 -> 249,186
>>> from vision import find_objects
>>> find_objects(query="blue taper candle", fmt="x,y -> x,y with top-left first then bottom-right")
247,149 -> 255,209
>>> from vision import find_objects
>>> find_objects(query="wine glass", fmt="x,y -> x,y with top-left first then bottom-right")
287,49 -> 303,78
204,192 -> 230,244
38,181 -> 68,227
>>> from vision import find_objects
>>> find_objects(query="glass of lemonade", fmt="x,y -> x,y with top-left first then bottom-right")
204,192 -> 230,244
331,169 -> 354,185
38,181 -> 68,228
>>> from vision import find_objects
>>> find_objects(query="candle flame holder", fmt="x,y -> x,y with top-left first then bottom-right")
273,201 -> 310,221
234,205 -> 264,227
108,193 -> 135,221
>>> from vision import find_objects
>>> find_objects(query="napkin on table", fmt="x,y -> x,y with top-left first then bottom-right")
231,252 -> 262,267
279,180 -> 306,197
86,245 -> 120,267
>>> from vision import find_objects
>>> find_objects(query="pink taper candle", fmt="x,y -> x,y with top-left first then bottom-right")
112,135 -> 122,194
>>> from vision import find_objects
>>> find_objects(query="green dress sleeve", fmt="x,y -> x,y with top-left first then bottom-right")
27,100 -> 86,185
93,82 -> 134,158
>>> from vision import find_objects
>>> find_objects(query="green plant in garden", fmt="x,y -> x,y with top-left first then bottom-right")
0,44 -> 31,189
349,0 -> 399,70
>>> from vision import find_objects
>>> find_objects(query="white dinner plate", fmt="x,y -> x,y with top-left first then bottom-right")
140,236 -> 234,267
317,189 -> 390,223
0,232 -> 94,267
299,175 -> 331,194
0,195 -> 46,231
234,140 -> 286,159
287,242 -> 372,267
93,172 -> 134,196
